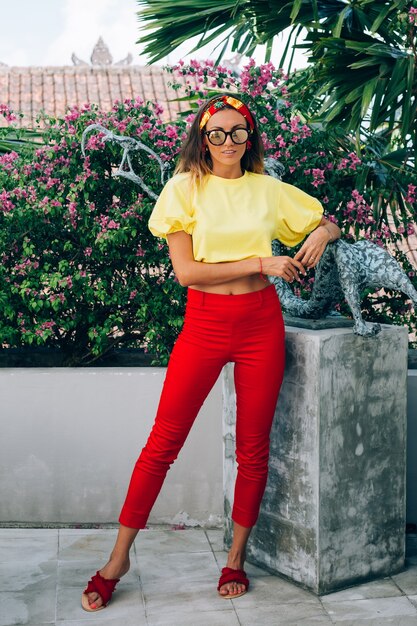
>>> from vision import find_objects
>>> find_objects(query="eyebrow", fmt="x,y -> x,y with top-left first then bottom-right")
207,124 -> 247,131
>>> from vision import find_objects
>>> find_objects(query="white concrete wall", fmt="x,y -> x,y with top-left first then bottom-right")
1,365 -> 416,528
0,367 -> 223,526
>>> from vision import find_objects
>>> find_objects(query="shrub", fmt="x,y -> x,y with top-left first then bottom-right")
0,60 -> 416,365
0,101 -> 186,365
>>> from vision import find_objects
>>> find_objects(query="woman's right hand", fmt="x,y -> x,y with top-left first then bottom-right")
261,256 -> 307,283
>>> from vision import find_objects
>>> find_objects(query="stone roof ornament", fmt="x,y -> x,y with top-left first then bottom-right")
71,54 -> 88,66
71,37 -> 133,67
91,37 -> 113,66
114,53 -> 133,66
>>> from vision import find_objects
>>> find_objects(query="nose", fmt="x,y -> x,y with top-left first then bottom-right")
224,133 -> 234,146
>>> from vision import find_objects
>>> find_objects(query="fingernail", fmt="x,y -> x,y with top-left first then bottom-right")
90,603 -> 97,609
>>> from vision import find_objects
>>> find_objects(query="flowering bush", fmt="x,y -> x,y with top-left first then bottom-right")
0,101 -> 186,365
0,59 -> 416,365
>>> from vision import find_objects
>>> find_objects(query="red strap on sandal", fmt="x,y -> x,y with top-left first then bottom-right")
83,571 -> 120,607
217,567 -> 249,591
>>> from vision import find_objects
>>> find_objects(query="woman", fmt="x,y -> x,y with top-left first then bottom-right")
82,94 -> 341,611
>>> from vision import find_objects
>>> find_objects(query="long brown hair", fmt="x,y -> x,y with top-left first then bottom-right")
174,93 -> 264,184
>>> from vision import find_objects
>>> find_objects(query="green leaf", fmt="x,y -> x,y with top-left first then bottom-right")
361,77 -> 379,118
402,55 -> 415,141
333,6 -> 349,38
290,0 -> 303,23
369,78 -> 387,131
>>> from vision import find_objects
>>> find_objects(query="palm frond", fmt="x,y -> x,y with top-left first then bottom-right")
0,127 -> 44,154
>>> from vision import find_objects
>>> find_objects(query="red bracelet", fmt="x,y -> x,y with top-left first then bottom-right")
259,258 -> 268,282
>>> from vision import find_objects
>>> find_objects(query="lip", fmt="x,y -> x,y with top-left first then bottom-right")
222,150 -> 237,154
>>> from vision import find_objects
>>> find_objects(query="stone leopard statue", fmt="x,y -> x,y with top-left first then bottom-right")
270,238 -> 417,337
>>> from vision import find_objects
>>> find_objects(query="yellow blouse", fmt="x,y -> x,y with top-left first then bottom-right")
148,171 -> 323,263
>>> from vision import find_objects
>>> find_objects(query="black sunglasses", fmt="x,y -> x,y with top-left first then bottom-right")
204,128 -> 251,146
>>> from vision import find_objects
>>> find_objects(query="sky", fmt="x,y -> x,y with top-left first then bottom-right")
0,0 -> 309,70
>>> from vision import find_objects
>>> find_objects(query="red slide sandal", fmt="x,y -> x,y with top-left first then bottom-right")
217,567 -> 249,599
81,570 -> 120,612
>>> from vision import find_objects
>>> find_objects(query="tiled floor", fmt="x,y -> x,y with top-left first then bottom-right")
1,527 -> 417,625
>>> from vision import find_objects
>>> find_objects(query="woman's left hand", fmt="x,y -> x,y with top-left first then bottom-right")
294,226 -> 331,270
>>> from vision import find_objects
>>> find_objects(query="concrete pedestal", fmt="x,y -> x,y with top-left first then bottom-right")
223,324 -> 408,594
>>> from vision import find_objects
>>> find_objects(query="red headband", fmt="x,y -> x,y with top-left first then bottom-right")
199,96 -> 255,130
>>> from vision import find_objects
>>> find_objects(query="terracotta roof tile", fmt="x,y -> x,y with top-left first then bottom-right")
0,66 -> 189,127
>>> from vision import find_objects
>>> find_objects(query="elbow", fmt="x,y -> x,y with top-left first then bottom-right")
175,269 -> 193,287
171,259 -> 199,287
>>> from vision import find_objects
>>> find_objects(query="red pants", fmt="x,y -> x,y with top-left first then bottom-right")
119,284 -> 286,529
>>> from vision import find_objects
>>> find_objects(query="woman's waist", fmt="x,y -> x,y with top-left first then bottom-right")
188,274 -> 268,296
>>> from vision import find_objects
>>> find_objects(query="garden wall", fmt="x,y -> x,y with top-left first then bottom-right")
0,359 -> 415,528
0,367 -> 223,527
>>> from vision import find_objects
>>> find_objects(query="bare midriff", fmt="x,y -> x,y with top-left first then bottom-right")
189,274 -> 268,296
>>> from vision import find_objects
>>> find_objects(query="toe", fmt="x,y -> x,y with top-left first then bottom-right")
88,592 -> 103,608
219,581 -> 244,596
219,583 -> 231,595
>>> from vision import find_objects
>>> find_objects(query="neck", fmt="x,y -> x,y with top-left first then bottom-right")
211,163 -> 244,179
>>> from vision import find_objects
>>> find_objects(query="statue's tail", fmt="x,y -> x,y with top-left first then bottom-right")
352,240 -> 417,309
80,123 -> 169,200
81,123 -> 110,158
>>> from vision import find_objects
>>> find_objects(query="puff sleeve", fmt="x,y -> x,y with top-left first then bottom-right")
275,181 -> 324,247
148,175 -> 195,238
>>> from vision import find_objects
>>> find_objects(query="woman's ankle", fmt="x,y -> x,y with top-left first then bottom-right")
99,556 -> 130,580
109,550 -> 130,564
226,550 -> 246,570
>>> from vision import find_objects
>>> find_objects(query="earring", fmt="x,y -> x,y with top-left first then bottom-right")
246,140 -> 252,151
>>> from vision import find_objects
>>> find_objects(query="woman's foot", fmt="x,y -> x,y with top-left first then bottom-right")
218,552 -> 248,598
83,555 -> 130,610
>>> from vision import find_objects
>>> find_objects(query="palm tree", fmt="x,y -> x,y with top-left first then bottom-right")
137,0 -> 320,66
136,0 -> 416,155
